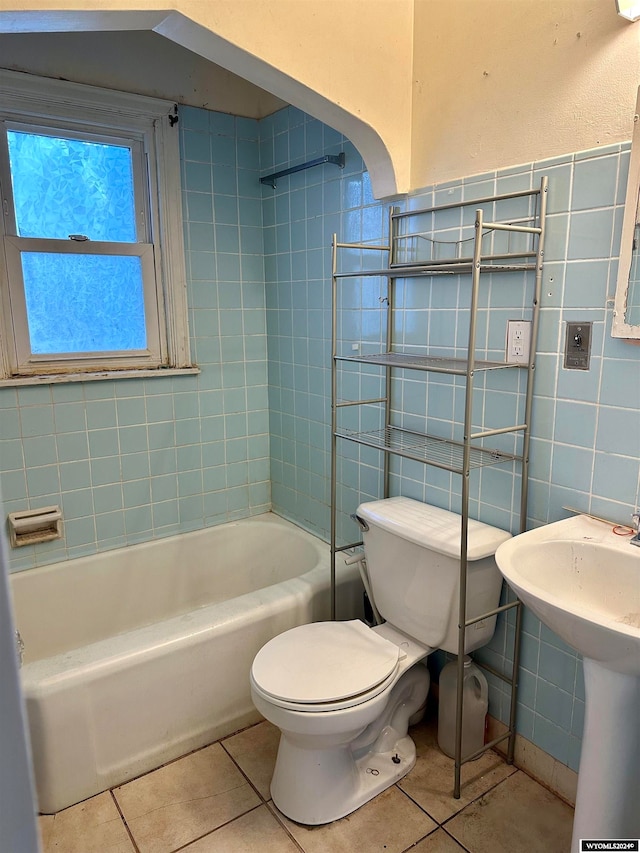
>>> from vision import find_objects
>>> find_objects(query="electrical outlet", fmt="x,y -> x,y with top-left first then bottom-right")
506,320 -> 531,364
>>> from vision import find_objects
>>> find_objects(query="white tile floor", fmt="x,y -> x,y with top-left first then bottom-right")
39,712 -> 574,853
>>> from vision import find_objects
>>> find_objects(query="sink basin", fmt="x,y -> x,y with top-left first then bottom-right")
495,515 -> 640,675
495,514 -> 640,850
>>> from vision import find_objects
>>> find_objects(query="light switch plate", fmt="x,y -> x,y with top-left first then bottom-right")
564,321 -> 592,370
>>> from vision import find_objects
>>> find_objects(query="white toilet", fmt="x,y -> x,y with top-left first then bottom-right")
250,497 -> 511,825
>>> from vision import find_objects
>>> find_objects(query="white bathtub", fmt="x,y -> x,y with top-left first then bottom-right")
9,513 -> 363,814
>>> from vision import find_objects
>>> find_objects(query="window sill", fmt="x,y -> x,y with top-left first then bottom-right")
0,366 -> 201,388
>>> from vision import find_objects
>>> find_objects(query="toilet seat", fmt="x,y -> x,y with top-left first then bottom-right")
250,620 -> 401,712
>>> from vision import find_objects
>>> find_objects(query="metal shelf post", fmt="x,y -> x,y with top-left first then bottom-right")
329,178 -> 548,798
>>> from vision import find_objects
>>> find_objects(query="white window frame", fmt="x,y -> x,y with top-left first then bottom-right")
0,69 -> 196,384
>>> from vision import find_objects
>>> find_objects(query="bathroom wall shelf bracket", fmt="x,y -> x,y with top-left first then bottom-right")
329,177 -> 548,800
260,152 -> 345,188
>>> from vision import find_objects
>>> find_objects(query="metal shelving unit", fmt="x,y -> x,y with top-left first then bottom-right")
329,177 -> 548,798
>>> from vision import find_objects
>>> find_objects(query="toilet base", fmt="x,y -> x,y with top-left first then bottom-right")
271,733 -> 417,826
269,664 -> 430,825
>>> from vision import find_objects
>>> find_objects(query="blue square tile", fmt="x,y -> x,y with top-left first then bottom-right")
182,130 -> 211,163
26,465 -> 60,497
0,388 -> 18,408
86,400 -> 117,430
211,134 -> 236,168
186,192 -> 214,223
23,436 -> 56,468
210,110 -> 235,136
180,106 -> 209,133
571,155 -> 618,210
93,484 -> 124,514
119,425 -> 148,455
59,460 -> 91,491
599,358 -> 639,409
54,402 -> 87,434
592,451 -> 637,505
215,224 -> 240,254
568,208 -> 614,260
185,161 -> 212,193
1,469 -> 26,500
544,213 -> 570,263
56,432 -> 89,463
20,405 -> 55,438
236,116 -> 259,141
0,408 -> 20,440
17,386 -> 51,407
188,223 -> 215,253
121,452 -> 150,481
596,405 -> 638,457
553,400 -> 596,448
551,443 -> 594,492
61,487 -> 94,519
95,510 -> 125,541
125,505 -> 153,537
563,260 -> 609,308
533,715 -> 569,764
65,516 -> 96,548
556,357 -> 601,403
123,479 -> 151,509
533,679 -> 574,730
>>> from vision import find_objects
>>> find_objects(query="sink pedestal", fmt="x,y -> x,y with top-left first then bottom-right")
572,658 -> 640,852
494,515 -> 640,852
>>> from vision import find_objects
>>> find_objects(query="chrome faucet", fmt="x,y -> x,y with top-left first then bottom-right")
631,511 -> 640,547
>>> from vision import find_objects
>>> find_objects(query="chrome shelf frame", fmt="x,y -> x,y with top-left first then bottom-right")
336,426 -> 521,473
335,352 -> 524,374
329,177 -> 548,800
334,261 -> 536,278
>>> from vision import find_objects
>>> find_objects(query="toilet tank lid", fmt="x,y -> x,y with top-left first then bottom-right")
357,497 -> 511,561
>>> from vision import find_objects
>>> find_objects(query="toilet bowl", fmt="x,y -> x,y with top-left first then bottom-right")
250,497 -> 511,825
251,619 -> 431,825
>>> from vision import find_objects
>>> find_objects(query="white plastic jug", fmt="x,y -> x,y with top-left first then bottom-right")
437,656 -> 488,760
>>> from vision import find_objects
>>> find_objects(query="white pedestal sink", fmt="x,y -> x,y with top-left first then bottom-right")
495,515 -> 640,852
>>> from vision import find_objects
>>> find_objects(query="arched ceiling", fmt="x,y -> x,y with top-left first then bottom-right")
0,5 -> 410,198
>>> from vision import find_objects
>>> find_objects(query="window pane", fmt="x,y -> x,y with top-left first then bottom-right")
21,253 -> 147,354
7,130 -> 137,242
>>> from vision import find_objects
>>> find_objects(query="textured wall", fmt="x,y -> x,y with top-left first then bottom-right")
0,3 -> 638,196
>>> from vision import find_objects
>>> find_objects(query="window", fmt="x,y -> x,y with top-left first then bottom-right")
0,70 -> 194,382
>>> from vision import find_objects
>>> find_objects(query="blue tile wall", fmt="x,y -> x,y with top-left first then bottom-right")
1,95 -> 638,774
0,105 -> 270,571
262,109 -> 639,771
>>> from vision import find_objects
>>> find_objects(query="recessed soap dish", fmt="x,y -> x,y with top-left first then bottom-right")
7,506 -> 63,547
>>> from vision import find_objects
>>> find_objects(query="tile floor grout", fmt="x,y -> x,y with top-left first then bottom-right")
219,723 -> 538,853
219,737 -> 307,853
40,717 -> 574,853
109,789 -> 142,853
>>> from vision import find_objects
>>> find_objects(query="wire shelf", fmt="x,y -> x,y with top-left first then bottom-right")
336,352 -> 523,374
335,425 -> 519,473
334,261 -> 536,278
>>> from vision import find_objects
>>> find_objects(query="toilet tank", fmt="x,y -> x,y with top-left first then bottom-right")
356,497 -> 511,654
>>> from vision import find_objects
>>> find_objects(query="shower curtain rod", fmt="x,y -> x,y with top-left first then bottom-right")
260,152 -> 345,188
